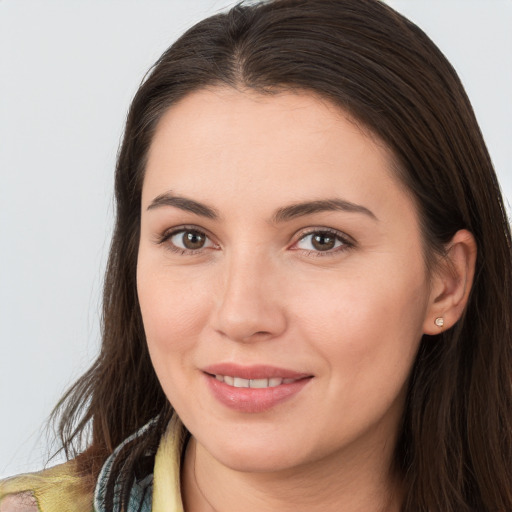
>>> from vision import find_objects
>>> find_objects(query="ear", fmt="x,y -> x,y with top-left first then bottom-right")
423,229 -> 477,335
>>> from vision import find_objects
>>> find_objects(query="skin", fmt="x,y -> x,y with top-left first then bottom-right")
0,493 -> 38,512
137,88 -> 476,511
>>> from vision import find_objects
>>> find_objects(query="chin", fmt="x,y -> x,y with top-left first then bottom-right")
214,447 -> 299,473
196,431 -> 317,474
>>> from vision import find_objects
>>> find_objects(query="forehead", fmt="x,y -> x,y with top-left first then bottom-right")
148,87 -> 383,162
143,87 -> 409,217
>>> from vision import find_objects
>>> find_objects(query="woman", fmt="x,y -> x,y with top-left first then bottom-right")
1,0 -> 511,510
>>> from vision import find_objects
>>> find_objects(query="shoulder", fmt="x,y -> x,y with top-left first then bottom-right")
0,492 -> 38,512
0,460 -> 93,512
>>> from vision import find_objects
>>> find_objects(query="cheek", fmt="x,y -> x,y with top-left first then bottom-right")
137,267 -> 214,413
291,265 -> 428,384
137,259 -> 212,375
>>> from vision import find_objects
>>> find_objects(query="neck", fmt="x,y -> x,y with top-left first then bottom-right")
181,435 -> 403,512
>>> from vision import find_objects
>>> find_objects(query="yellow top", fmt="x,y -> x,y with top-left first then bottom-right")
152,416 -> 184,512
0,416 -> 185,512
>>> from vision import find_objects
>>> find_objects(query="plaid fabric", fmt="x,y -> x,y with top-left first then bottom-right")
93,421 -> 156,512
0,418 -> 183,512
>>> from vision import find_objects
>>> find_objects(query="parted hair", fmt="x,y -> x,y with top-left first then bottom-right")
51,1 -> 512,510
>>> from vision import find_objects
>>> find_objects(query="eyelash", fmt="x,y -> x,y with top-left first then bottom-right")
156,226 -> 354,257
156,225 -> 218,255
291,228 -> 354,257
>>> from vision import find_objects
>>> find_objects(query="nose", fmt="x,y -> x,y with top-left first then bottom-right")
211,252 -> 288,343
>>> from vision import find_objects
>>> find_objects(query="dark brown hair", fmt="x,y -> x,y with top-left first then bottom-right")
51,1 -> 512,510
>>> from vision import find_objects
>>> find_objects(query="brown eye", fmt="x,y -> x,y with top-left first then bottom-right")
183,230 -> 206,249
311,233 -> 336,251
295,230 -> 349,253
169,229 -> 214,251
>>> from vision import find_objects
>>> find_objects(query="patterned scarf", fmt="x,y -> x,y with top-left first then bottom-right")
0,416 -> 185,512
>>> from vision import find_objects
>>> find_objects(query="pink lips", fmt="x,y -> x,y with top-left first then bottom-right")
203,363 -> 313,413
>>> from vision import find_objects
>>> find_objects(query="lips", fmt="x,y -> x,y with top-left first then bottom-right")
203,363 -> 310,381
203,363 -> 313,413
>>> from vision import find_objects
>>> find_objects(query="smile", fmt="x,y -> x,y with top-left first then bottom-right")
203,365 -> 313,413
213,375 -> 299,388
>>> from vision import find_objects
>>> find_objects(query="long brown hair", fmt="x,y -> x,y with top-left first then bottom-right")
51,1 -> 512,510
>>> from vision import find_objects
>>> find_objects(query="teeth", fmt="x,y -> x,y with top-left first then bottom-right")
214,375 -> 292,388
233,377 -> 250,388
250,378 -> 269,388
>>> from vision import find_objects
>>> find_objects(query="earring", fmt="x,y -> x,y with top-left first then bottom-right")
435,317 -> 444,327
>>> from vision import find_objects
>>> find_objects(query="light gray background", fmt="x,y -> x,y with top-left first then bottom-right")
1,0 -> 511,478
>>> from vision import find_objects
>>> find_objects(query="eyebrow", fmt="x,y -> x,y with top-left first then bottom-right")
272,199 -> 377,223
147,192 -> 219,219
146,192 -> 377,222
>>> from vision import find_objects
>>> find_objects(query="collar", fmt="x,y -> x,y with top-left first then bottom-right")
94,415 -> 186,512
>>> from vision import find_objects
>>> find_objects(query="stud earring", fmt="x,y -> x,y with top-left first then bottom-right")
435,317 -> 445,327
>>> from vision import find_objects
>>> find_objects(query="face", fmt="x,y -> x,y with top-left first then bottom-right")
137,88 -> 435,474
